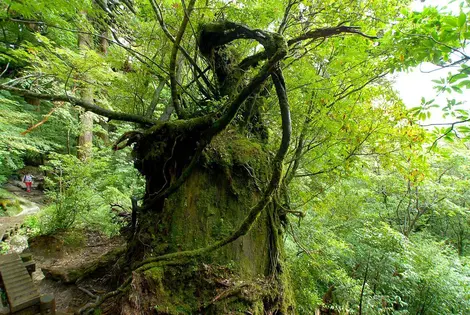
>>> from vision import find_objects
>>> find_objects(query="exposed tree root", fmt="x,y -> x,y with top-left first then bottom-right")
77,260 -> 187,314
202,283 -> 250,310
77,277 -> 131,314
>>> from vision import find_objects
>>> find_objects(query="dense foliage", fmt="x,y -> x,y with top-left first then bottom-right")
288,143 -> 470,313
39,147 -> 144,235
1,0 -> 470,314
0,90 -> 77,182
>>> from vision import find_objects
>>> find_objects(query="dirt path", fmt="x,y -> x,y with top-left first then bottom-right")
3,180 -> 45,207
29,231 -> 125,314
0,180 -> 44,241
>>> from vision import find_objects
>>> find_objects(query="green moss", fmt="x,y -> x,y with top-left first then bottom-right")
163,131 -> 271,276
211,217 -> 234,239
142,265 -> 203,314
0,189 -> 22,216
251,301 -> 264,314
228,138 -> 263,165
0,198 -> 21,216
145,141 -> 166,160
202,131 -> 268,182
279,268 -> 296,313
144,266 -> 165,292
145,115 -> 213,138
199,21 -> 227,34
62,230 -> 86,248
133,127 -> 294,313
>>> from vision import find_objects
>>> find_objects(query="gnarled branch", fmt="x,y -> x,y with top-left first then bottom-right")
140,23 -> 289,210
287,25 -> 378,46
238,24 -> 377,70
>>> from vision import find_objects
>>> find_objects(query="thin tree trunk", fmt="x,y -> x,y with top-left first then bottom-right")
359,256 -> 370,315
78,110 -> 94,160
77,23 -> 94,161
77,0 -> 110,160
146,79 -> 166,118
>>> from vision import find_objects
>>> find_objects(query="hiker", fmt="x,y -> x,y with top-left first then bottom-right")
22,174 -> 33,192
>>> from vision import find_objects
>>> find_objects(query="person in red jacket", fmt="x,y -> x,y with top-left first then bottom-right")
22,174 -> 33,192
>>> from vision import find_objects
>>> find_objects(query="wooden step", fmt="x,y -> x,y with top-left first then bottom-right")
0,254 -> 40,313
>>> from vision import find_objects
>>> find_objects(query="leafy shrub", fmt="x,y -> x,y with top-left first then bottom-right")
289,220 -> 470,314
22,216 -> 40,236
39,147 -> 144,236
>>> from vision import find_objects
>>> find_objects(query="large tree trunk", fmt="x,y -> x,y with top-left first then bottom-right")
116,129 -> 294,314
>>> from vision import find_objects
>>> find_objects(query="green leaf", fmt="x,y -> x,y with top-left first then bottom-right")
458,12 -> 467,27
457,126 -> 470,133
449,73 -> 467,83
443,16 -> 458,27
457,80 -> 470,88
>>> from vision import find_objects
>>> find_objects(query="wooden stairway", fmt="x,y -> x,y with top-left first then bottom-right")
0,253 -> 55,314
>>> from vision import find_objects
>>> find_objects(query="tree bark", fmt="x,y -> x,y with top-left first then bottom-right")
118,129 -> 294,314
77,110 -> 94,160
77,13 -> 94,161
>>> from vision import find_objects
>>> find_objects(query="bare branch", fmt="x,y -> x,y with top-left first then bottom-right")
146,79 -> 167,117
420,118 -> 470,127
326,72 -> 388,107
0,63 -> 9,78
21,103 -> 63,135
278,0 -> 299,34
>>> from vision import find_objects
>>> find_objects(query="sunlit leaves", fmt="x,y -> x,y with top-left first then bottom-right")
0,90 -> 78,181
